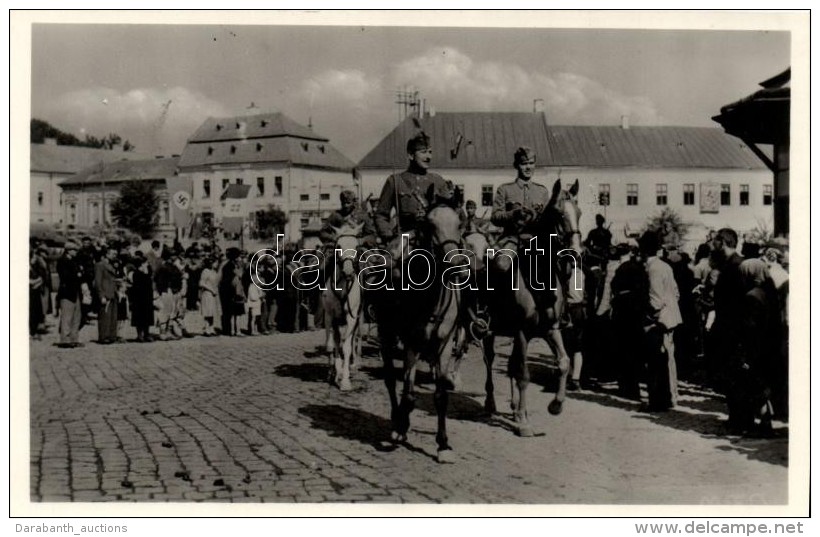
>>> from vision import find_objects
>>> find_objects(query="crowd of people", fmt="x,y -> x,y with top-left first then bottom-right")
577,220 -> 789,438
35,235 -> 323,349
30,132 -> 789,442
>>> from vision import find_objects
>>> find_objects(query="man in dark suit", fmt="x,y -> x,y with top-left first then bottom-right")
94,246 -> 120,344
55,242 -> 84,348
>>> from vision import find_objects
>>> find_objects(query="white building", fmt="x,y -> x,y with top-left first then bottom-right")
177,112 -> 357,242
60,157 -> 180,231
29,140 -> 144,226
357,112 -> 772,252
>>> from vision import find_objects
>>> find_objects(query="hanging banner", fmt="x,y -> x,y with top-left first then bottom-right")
166,176 -> 194,228
700,182 -> 720,214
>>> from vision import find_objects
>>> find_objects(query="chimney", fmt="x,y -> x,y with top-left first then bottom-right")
43,137 -> 57,145
533,99 -> 545,113
621,114 -> 630,130
427,106 -> 436,118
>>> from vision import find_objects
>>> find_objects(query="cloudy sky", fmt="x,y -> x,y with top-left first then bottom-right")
30,18 -> 791,161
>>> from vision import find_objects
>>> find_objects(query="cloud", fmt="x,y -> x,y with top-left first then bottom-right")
38,86 -> 230,155
391,47 -> 662,125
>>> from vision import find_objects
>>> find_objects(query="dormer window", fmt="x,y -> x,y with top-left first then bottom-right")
256,143 -> 263,152
317,144 -> 325,154
216,124 -> 222,131
230,145 -> 236,154
301,142 -> 309,152
261,120 -> 268,127
207,146 -> 214,156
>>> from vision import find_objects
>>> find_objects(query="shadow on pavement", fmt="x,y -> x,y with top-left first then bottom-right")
298,403 -> 434,459
274,362 -> 329,383
568,389 -> 788,468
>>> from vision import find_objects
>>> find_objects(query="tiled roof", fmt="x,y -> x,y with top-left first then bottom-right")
187,112 -> 326,143
178,137 -> 355,171
61,157 -> 180,187
358,112 -> 552,169
357,112 -> 766,170
547,126 -> 765,169
30,143 -> 145,175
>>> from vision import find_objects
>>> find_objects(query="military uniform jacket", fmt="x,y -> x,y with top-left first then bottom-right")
375,170 -> 448,240
319,207 -> 375,245
491,178 -> 551,237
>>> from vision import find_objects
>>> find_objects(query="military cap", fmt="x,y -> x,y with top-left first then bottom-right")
513,146 -> 536,166
340,190 -> 356,203
406,131 -> 431,154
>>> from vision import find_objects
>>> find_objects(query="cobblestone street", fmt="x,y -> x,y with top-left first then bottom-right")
28,317 -> 789,505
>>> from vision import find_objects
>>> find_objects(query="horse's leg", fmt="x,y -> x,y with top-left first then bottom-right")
377,315 -> 401,437
393,347 -> 418,442
508,329 -> 534,437
338,321 -> 354,392
545,323 -> 571,415
481,334 -> 497,414
434,375 -> 455,463
331,324 -> 343,386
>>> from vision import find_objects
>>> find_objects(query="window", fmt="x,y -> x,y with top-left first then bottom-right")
91,201 -> 100,225
300,194 -> 310,201
202,179 -> 211,199
656,184 -> 668,206
274,176 -> 283,197
317,144 -> 326,154
207,146 -> 214,156
598,184 -> 610,206
230,145 -> 236,154
740,184 -> 749,206
301,142 -> 309,152
216,123 -> 222,131
763,184 -> 773,205
261,120 -> 268,128
320,193 -> 330,201
720,184 -> 731,206
222,178 -> 230,190
481,185 -> 493,207
257,177 -> 265,197
627,184 -> 638,206
300,218 -> 310,228
683,184 -> 695,206
37,192 -> 44,206
68,203 -> 76,225
161,201 -> 170,224
256,143 -> 263,152
236,178 -> 243,185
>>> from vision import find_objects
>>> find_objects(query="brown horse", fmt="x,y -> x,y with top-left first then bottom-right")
373,185 -> 467,463
476,178 -> 584,437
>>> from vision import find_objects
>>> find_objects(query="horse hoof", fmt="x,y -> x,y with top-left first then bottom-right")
339,378 -> 352,392
484,399 -> 497,415
548,400 -> 564,415
436,449 -> 456,464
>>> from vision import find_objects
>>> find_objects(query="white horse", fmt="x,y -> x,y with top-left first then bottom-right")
321,222 -> 364,391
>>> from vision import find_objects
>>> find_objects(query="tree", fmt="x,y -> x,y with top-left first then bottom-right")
255,205 -> 288,239
644,207 -> 689,250
31,118 -> 133,150
111,181 -> 160,238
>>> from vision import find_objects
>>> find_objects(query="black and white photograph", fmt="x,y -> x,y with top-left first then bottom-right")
10,9 -> 810,521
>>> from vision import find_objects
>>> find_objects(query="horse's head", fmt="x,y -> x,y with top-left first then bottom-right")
331,222 -> 363,277
542,178 -> 583,254
424,182 -> 464,261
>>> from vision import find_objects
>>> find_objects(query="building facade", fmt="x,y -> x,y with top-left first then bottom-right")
30,140 -> 144,226
357,112 -> 772,253
177,112 -> 357,242
60,157 -> 180,230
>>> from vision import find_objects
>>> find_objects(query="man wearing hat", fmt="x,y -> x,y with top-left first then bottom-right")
490,146 -> 551,274
463,199 -> 489,236
55,242 -> 84,348
374,131 -> 448,247
94,245 -> 120,344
